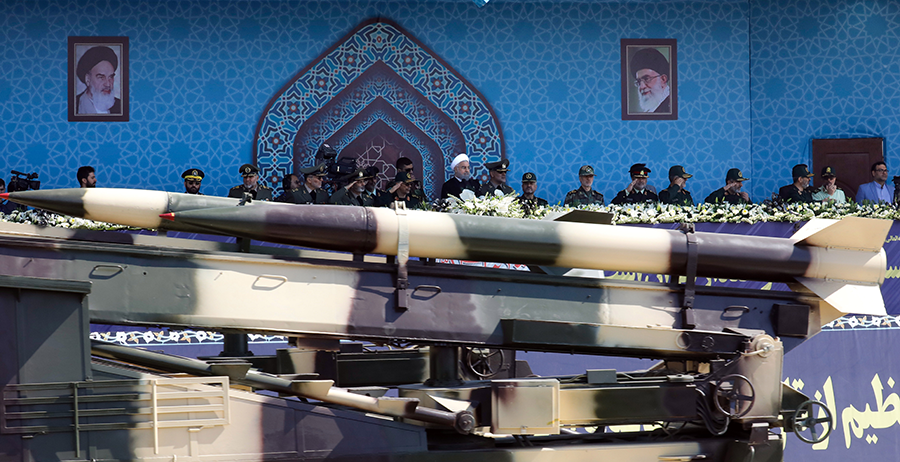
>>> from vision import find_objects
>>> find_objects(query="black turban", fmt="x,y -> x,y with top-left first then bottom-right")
630,47 -> 669,77
76,46 -> 118,84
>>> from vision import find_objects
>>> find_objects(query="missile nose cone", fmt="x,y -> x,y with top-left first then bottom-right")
0,193 -> 9,200
159,213 -> 175,222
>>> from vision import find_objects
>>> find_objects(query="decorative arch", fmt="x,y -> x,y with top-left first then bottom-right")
253,18 -> 505,196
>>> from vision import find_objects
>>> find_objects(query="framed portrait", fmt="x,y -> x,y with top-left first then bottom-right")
68,36 -> 129,122
621,39 -> 677,121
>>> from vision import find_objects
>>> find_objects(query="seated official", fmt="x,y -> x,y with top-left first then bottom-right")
228,164 -> 273,201
380,171 -> 423,209
441,153 -> 480,199
362,166 -> 388,207
181,168 -> 204,195
658,165 -> 694,206
564,165 -> 604,207
611,163 -> 658,205
285,163 -> 330,204
275,173 -> 302,202
811,166 -> 847,203
330,168 -> 371,206
517,172 -> 549,216
856,161 -> 894,204
777,164 -> 815,203
705,168 -> 751,205
478,159 -> 514,197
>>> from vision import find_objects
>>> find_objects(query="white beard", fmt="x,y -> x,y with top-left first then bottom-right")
91,90 -> 116,113
639,85 -> 669,112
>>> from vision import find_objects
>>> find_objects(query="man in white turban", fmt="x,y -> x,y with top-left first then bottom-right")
440,153 -> 481,199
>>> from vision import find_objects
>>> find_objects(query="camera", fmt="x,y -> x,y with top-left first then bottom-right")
314,143 -> 358,194
8,170 -> 40,192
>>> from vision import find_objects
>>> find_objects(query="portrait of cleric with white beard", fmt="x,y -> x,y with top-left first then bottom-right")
69,38 -> 129,121
621,40 -> 677,120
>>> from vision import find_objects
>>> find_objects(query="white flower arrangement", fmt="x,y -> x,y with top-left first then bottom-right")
0,209 -> 135,231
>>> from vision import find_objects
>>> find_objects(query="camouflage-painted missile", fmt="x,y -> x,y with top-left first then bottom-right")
0,188 -> 272,232
160,203 -> 891,317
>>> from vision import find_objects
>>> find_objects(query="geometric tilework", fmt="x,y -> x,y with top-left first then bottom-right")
2,1 -> 895,203
254,19 -> 503,197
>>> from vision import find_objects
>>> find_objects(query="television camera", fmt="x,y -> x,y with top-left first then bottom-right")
7,170 -> 40,192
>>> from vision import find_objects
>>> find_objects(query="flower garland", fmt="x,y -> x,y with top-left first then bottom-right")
2,195 -> 898,231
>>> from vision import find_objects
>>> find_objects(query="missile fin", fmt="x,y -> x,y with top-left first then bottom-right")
543,209 -> 613,225
792,216 -> 892,251
795,276 -> 887,317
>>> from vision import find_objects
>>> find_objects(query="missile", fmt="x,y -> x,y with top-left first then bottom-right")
159,203 -> 891,317
0,188 -> 273,232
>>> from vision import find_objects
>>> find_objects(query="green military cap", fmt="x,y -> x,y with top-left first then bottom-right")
345,167 -> 373,182
485,159 -> 510,172
238,164 -> 259,176
668,165 -> 692,179
726,168 -> 748,182
395,171 -> 417,184
791,164 -> 815,179
181,168 -> 205,181
522,172 -> 538,182
300,163 -> 328,177
579,165 -> 595,176
820,166 -> 836,178
629,163 -> 651,178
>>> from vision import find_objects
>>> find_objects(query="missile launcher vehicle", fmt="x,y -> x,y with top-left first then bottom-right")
1,188 -> 888,461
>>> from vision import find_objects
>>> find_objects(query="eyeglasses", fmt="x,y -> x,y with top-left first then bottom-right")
634,74 -> 662,87
876,168 -> 889,173
185,180 -> 201,185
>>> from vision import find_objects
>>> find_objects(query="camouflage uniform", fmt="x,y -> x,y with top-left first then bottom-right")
564,188 -> 605,207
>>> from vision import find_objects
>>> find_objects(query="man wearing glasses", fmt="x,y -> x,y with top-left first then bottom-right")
181,169 -> 204,195
856,161 -> 894,204
630,48 -> 671,113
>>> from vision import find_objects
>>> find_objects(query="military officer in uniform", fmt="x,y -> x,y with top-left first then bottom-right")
382,171 -> 423,209
705,168 -> 751,204
658,165 -> 694,206
478,159 -> 514,197
441,153 -> 480,199
778,164 -> 816,203
516,172 -> 549,216
362,166 -> 387,207
564,165 -> 605,207
330,168 -> 372,206
228,164 -> 273,201
286,163 -> 330,204
811,166 -> 847,203
611,163 -> 658,205
181,168 -> 204,195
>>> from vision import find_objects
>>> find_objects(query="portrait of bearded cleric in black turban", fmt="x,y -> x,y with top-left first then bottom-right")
68,37 -> 129,122
621,39 -> 677,121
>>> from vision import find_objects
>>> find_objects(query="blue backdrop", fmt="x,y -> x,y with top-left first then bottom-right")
4,0 -> 894,203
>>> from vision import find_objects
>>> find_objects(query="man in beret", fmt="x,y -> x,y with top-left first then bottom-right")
658,165 -> 694,206
778,164 -> 816,203
856,161 -> 894,204
517,172 -> 549,216
478,159 -> 514,197
285,163 -> 330,204
330,168 -> 372,206
76,165 -> 97,188
441,153 -> 480,199
705,168 -> 751,204
76,46 -> 122,115
812,166 -> 847,203
630,47 -> 671,114
228,164 -> 273,201
611,163 -> 658,204
275,173 -> 302,202
565,165 -> 605,207
181,168 -> 205,195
